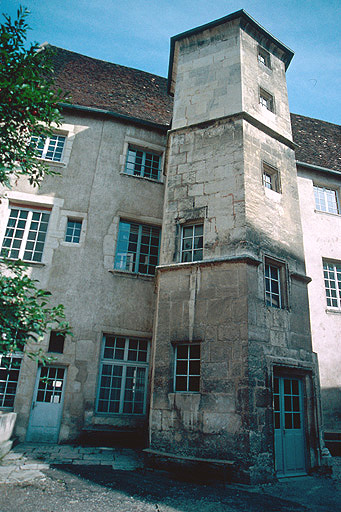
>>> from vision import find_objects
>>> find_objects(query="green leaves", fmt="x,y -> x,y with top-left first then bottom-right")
0,258 -> 72,361
0,7 -> 68,187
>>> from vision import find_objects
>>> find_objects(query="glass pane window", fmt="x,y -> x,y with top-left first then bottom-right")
1,206 -> 50,262
114,221 -> 160,276
175,344 -> 200,392
313,186 -> 339,214
260,88 -> 274,112
0,356 -> 22,409
36,366 -> 65,403
258,47 -> 271,68
263,163 -> 280,192
97,335 -> 150,415
265,261 -> 283,308
125,146 -> 162,181
181,224 -> 203,263
30,135 -> 66,162
323,261 -> 341,309
65,219 -> 82,243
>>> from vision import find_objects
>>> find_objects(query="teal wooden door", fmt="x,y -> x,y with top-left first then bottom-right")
273,376 -> 306,476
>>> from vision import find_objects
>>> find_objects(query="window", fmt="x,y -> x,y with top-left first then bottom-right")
265,259 -> 286,308
97,335 -> 149,415
0,355 -> 22,409
125,146 -> 162,181
181,224 -> 203,263
323,261 -> 341,309
260,88 -> 274,112
313,185 -> 339,214
65,219 -> 82,243
263,163 -> 280,193
174,344 -> 200,392
258,47 -> 271,68
30,134 -> 66,162
1,206 -> 50,262
48,331 -> 65,353
114,221 -> 160,276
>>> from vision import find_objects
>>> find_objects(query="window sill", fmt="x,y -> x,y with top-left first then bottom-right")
325,308 -> 341,315
120,172 -> 163,185
314,209 -> 340,217
109,269 -> 155,281
93,412 -> 146,418
2,258 -> 46,267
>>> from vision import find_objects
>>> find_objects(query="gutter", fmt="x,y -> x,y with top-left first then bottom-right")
296,161 -> 341,178
59,102 -> 170,133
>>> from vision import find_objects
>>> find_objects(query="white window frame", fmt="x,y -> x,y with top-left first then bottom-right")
313,185 -> 340,215
174,344 -> 201,393
96,335 -> 150,415
323,260 -> 341,309
260,88 -> 274,113
265,258 -> 286,309
0,354 -> 22,409
1,205 -> 51,262
181,223 -> 204,263
114,220 -> 161,276
124,146 -> 162,181
263,162 -> 281,193
258,47 -> 271,69
30,134 -> 66,162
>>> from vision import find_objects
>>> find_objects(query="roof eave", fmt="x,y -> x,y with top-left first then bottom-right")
167,9 -> 294,95
59,103 -> 170,132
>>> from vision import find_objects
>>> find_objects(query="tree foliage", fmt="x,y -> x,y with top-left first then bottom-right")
0,6 -> 67,187
0,7 -> 71,360
0,259 -> 71,360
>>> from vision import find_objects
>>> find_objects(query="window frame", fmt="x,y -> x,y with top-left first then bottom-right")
0,354 -> 22,410
124,145 -> 162,182
258,47 -> 271,69
263,162 -> 281,193
259,88 -> 275,113
96,335 -> 150,416
1,204 -> 51,262
264,257 -> 287,309
323,260 -> 341,310
313,185 -> 340,215
174,343 -> 201,393
180,223 -> 204,263
114,220 -> 161,276
30,134 -> 66,163
64,218 -> 82,244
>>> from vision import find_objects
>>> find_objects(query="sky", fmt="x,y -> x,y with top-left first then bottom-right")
1,0 -> 340,124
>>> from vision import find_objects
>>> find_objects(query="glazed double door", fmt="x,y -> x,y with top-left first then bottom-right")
273,376 -> 306,476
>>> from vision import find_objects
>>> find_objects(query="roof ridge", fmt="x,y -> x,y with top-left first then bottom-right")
291,112 -> 340,128
47,44 -> 168,81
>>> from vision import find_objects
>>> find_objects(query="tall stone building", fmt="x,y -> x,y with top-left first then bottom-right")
0,10 -> 339,482
149,11 -> 322,482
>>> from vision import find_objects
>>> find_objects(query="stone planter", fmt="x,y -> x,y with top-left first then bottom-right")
0,411 -> 17,460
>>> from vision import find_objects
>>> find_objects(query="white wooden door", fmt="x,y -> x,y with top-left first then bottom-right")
274,376 -> 306,477
26,366 -> 66,443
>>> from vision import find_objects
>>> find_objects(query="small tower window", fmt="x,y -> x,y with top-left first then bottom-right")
258,47 -> 271,69
260,88 -> 274,113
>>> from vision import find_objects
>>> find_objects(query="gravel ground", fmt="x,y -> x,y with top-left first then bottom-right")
0,462 -> 340,512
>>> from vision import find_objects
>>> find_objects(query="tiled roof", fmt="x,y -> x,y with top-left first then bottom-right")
48,46 -> 340,171
48,45 -> 173,127
291,114 -> 341,172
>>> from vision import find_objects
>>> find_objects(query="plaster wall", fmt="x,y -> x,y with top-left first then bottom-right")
0,111 -> 167,441
297,167 -> 341,431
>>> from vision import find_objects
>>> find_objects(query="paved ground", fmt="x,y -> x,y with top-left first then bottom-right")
0,444 -> 340,511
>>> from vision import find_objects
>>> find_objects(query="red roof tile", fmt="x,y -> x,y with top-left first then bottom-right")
48,45 -> 173,127
48,46 -> 340,172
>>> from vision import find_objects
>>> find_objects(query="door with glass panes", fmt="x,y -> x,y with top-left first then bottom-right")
273,376 -> 306,476
26,366 -> 66,443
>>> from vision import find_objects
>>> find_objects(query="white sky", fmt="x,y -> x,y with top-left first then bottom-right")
1,0 -> 340,124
